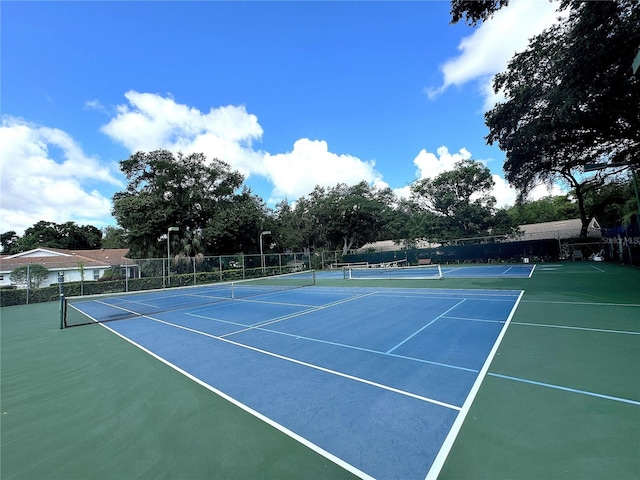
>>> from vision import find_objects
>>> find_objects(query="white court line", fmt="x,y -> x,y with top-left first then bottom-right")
138,315 -> 462,411
386,300 -> 467,354
589,264 -> 606,272
425,290 -> 525,480
522,299 -> 640,307
502,266 -> 513,275
218,291 -> 379,338
511,321 -> 640,335
97,321 -> 375,480
442,316 -> 504,324
488,373 -> 640,406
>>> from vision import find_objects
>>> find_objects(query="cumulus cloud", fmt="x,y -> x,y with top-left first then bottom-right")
263,138 -> 386,202
0,116 -> 121,235
101,91 -> 265,177
101,91 -> 386,202
413,146 -> 472,180
405,145 -> 562,209
428,0 -> 565,110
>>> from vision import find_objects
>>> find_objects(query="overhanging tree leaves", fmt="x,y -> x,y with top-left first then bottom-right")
485,1 -> 640,235
450,0 -> 510,26
112,150 -> 246,257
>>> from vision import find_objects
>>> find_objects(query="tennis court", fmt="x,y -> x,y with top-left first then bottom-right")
2,262 -> 639,479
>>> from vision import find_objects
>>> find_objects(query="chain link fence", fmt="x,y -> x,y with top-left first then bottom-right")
0,251 -> 348,307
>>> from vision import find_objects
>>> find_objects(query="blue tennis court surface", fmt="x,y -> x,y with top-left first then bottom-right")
93,286 -> 523,479
441,264 -> 534,278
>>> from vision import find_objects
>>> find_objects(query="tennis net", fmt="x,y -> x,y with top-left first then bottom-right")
343,263 -> 442,280
63,269 -> 316,328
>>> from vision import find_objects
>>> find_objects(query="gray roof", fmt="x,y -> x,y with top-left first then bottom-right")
516,218 -> 601,240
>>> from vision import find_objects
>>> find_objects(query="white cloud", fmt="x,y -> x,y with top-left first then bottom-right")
263,138 -> 385,202
428,0 -> 566,110
0,117 -> 120,235
413,146 -> 472,180
101,91 -> 264,177
101,92 -> 387,203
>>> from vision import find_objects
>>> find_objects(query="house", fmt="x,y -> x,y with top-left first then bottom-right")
0,248 -> 134,288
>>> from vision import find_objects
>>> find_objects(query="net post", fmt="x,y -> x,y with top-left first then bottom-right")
58,272 -> 65,329
59,294 -> 65,329
437,264 -> 444,279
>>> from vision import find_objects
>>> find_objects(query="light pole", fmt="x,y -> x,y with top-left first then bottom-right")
260,230 -> 271,275
167,226 -> 179,286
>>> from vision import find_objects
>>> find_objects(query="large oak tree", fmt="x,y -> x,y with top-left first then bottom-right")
484,1 -> 639,235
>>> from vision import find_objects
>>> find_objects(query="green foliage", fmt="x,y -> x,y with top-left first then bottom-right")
286,182 -> 395,254
485,1 -> 640,235
3,221 -> 102,253
505,195 -> 580,225
112,150 -> 249,258
101,226 -> 128,249
201,188 -> 270,255
10,264 -> 50,288
0,284 -> 61,307
0,231 -> 20,254
411,159 -> 512,240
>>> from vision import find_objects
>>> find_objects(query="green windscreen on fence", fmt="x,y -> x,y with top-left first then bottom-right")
63,270 -> 316,328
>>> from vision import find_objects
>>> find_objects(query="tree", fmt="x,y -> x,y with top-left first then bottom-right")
485,1 -> 640,236
273,199 -> 307,252
201,188 -> 270,255
13,221 -> 102,251
101,226 -> 128,249
505,195 -> 580,225
378,197 -> 442,248
411,160 -> 506,240
309,182 -> 396,255
10,264 -> 50,288
112,150 -> 245,258
0,231 -> 19,254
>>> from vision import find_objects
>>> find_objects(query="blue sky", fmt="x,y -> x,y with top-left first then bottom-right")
1,1 -> 565,235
